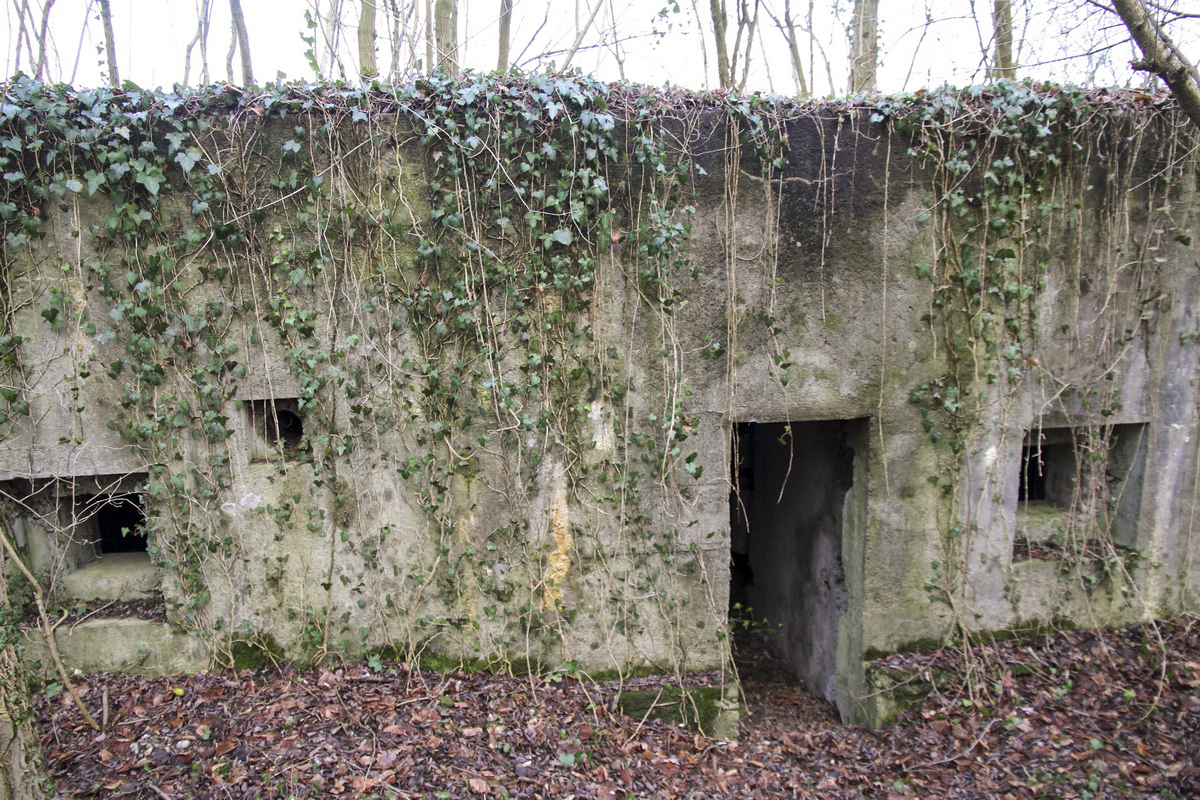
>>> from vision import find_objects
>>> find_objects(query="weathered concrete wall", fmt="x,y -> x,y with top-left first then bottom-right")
0,81 -> 1196,725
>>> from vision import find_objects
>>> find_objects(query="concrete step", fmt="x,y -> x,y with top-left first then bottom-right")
61,552 -> 160,602
22,617 -> 209,675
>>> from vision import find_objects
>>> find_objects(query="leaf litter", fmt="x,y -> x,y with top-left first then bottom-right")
35,617 -> 1199,798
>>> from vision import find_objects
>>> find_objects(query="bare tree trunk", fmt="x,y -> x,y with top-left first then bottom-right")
497,0 -> 512,72
386,0 -> 401,76
733,0 -> 760,91
779,0 -> 808,96
384,0 -> 417,76
709,0 -> 732,88
1110,0 -> 1200,129
321,0 -> 350,80
560,0 -> 605,71
359,0 -> 378,77
199,0 -> 213,83
848,0 -> 877,93
183,0 -> 214,86
433,0 -> 456,72
225,21 -> 237,83
229,0 -> 254,85
32,0 -> 54,81
12,0 -> 31,75
989,0 -> 1015,80
97,0 -> 119,87
424,0 -> 433,73
67,0 -> 95,84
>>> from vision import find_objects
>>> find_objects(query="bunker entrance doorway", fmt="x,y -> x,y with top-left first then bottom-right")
95,494 -> 148,554
730,419 -> 859,703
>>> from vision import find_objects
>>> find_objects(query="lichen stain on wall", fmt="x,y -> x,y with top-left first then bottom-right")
540,465 -> 572,612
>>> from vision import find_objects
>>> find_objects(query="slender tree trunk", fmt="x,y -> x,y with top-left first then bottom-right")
67,0 -> 94,84
433,0 -> 456,72
733,0 -> 759,92
32,0 -> 54,81
385,0 -> 417,76
497,0 -> 512,72
183,0 -> 214,86
847,0 -> 877,93
321,0 -> 349,80
1110,0 -> 1200,129
781,0 -> 808,96
199,0 -> 213,83
386,0 -> 401,76
12,0 -> 31,75
709,0 -> 732,88
225,21 -> 237,83
359,0 -> 377,77
560,0 -> 605,72
424,0 -> 433,73
97,0 -> 119,87
228,0 -> 254,85
989,0 -> 1015,80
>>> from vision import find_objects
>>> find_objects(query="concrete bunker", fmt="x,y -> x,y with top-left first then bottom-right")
730,419 -> 865,703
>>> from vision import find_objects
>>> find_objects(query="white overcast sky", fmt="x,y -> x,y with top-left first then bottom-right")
0,0 -> 1186,95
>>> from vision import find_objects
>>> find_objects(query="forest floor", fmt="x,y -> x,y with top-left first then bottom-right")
34,616 -> 1200,799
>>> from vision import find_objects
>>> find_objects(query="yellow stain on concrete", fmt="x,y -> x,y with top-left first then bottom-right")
541,469 -> 572,611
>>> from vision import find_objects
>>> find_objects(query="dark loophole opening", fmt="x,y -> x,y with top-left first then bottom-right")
250,398 -> 307,457
1018,445 -> 1047,502
1018,432 -> 1078,508
269,408 -> 304,450
96,494 -> 147,554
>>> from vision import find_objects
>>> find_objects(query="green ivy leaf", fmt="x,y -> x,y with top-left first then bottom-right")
549,228 -> 573,247
135,171 -> 161,195
85,170 -> 106,195
175,150 -> 200,173
283,140 -> 302,153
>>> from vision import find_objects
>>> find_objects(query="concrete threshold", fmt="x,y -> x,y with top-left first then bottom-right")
61,552 -> 160,602
22,617 -> 210,676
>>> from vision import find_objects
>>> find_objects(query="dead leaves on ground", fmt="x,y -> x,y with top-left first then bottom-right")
36,618 -> 1200,799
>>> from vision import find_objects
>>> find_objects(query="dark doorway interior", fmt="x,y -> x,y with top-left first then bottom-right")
730,420 -> 857,703
95,494 -> 147,553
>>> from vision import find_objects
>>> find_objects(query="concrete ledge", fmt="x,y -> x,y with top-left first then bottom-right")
61,552 -> 160,602
1009,558 -> 1139,627
22,617 -> 210,675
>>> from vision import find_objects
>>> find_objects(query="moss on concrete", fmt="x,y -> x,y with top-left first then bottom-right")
231,633 -> 285,671
615,684 -> 738,738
